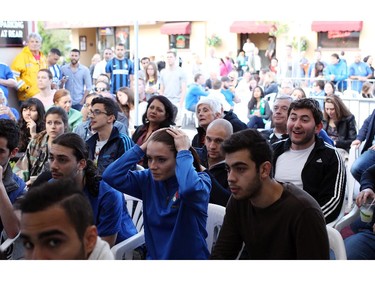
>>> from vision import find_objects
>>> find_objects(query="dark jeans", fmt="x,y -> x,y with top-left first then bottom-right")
350,150 -> 375,182
247,116 -> 265,129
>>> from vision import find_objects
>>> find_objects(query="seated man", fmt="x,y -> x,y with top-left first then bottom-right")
261,95 -> 334,146
351,109 -> 375,183
18,178 -> 114,259
33,132 -> 137,247
0,119 -> 27,259
344,163 -> 375,260
192,97 -> 247,149
210,129 -> 329,259
85,96 -> 134,174
197,119 -> 232,206
260,95 -> 292,144
272,98 -> 346,224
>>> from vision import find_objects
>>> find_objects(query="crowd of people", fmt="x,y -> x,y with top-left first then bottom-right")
0,32 -> 374,260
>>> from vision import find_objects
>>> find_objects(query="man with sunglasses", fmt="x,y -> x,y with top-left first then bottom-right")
86,96 -> 134,175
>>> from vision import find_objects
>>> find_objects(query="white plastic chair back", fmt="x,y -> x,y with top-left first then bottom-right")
335,205 -> 360,232
264,92 -> 277,110
124,194 -> 143,232
206,203 -> 226,253
346,144 -> 363,210
111,230 -> 145,260
326,225 -> 347,260
0,231 -> 23,260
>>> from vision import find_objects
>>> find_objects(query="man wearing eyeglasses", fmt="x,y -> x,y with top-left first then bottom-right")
86,96 -> 134,175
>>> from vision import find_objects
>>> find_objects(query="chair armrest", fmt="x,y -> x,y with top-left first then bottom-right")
334,205 -> 360,232
111,230 -> 145,260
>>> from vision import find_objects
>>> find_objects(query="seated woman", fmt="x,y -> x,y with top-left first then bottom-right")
13,106 -> 68,185
323,95 -> 357,161
116,87 -> 135,136
132,95 -> 176,167
247,86 -> 272,129
53,89 -> 82,132
291,87 -> 307,100
102,128 -> 211,259
17,98 -> 46,154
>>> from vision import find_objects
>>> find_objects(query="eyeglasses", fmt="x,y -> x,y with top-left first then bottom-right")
88,109 -> 108,117
94,87 -> 106,92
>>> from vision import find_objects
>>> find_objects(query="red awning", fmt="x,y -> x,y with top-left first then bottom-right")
160,22 -> 191,35
311,21 -> 363,32
230,21 -> 276,34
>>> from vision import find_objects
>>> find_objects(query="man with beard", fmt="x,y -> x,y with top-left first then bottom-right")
106,43 -> 134,95
61,49 -> 92,111
18,179 -> 114,260
47,132 -> 137,248
210,129 -> 329,260
272,98 -> 346,225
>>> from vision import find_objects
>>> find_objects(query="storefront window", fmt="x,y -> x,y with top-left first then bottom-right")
317,31 -> 360,49
169,34 -> 190,49
115,27 -> 130,58
97,27 -> 115,54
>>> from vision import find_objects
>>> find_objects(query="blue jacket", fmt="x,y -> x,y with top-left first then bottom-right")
185,83 -> 208,111
324,59 -> 348,90
102,145 -> 211,259
0,165 -> 26,233
355,109 -> 375,153
84,180 -> 137,245
86,126 -> 134,175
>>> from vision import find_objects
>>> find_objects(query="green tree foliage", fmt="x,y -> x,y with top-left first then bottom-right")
38,21 -> 71,57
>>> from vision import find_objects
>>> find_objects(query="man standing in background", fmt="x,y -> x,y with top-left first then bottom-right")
159,49 -> 187,127
11,32 -> 47,102
47,48 -> 62,90
106,43 -> 134,95
92,48 -> 113,84
61,49 -> 92,111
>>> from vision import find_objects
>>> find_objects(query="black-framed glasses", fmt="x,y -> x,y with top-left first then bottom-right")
94,87 -> 106,92
88,109 -> 108,117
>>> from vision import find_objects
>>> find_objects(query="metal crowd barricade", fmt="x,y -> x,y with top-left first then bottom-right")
278,76 -> 375,129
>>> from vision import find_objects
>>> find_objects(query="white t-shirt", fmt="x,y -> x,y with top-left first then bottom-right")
95,139 -> 108,161
274,143 -> 315,189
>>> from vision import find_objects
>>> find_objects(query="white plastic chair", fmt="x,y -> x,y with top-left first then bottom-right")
335,205 -> 360,233
124,194 -> 143,232
206,203 -> 226,254
0,231 -> 23,260
111,230 -> 145,260
111,194 -> 145,259
264,92 -> 277,110
326,225 -> 347,260
346,144 -> 363,211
